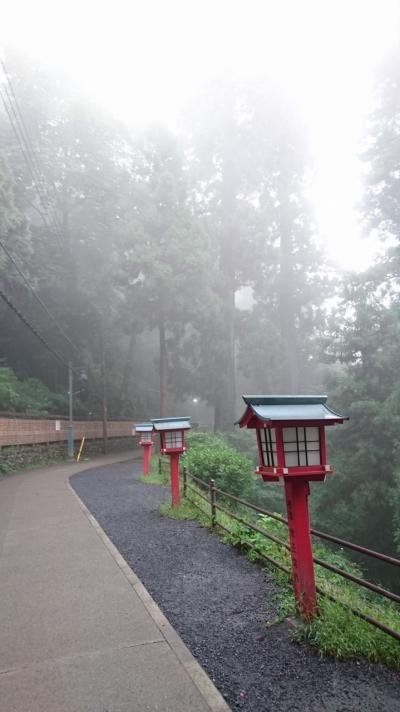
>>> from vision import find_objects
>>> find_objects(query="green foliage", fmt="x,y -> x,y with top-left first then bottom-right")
0,367 -> 71,415
138,455 -> 170,486
0,451 -> 65,477
159,499 -> 206,522
0,367 -> 19,411
1,47 -> 399,596
223,428 -> 259,464
183,431 -> 254,498
316,281 -> 400,589
141,437 -> 400,668
185,431 -> 226,451
158,477 -> 400,668
308,42 -> 400,587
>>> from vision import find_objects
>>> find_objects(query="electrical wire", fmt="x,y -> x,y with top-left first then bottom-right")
0,61 -> 149,411
0,89 -> 64,251
0,284 -> 110,417
0,63 -> 86,364
0,60 -> 64,233
0,284 -> 73,371
0,281 -> 159,412
0,239 -> 81,356
0,61 -> 64,247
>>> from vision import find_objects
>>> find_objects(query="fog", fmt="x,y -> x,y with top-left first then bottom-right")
1,1 -> 400,570
3,0 -> 399,270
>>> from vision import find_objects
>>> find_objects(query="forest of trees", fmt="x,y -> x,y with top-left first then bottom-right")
1,46 -> 400,569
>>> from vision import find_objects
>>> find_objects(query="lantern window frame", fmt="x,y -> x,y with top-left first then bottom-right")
282,426 -> 321,468
164,431 -> 183,450
258,427 -> 277,467
236,395 -> 348,481
152,417 -> 191,455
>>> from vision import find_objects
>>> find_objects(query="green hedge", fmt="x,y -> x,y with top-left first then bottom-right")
183,432 -> 254,498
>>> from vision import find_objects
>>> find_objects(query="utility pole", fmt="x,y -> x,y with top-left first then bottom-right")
67,361 -> 74,460
101,333 -> 108,455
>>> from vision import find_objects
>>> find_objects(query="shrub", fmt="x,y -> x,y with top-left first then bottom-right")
223,428 -> 259,464
184,432 -> 254,498
185,431 -> 226,451
0,366 -> 77,415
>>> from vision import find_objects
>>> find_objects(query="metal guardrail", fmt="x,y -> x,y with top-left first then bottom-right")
181,467 -> 400,642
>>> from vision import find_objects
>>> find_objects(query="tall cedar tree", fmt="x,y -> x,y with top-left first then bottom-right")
315,41 -> 400,580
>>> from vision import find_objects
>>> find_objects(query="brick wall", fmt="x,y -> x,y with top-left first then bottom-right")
0,417 -> 135,447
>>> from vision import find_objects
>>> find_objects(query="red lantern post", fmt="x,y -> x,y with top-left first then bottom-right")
237,395 -> 348,621
152,417 -> 191,507
135,422 -> 154,476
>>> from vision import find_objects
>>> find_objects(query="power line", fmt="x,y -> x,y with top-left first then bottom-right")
0,280 -> 158,412
0,284 -> 72,371
0,63 -> 86,362
0,87 -> 64,251
0,60 -> 64,235
0,62 -> 64,248
0,62 -> 122,415
0,284 -> 109,418
0,87 -> 50,227
0,239 -> 81,356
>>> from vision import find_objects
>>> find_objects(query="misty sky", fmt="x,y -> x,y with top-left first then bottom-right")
2,0 -> 399,271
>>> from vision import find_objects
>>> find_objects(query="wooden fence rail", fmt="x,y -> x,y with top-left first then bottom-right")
181,467 -> 400,643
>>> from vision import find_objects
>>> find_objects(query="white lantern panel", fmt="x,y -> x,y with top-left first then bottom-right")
283,426 -> 321,467
283,442 -> 298,453
306,427 -> 319,441
307,451 -> 321,466
285,452 -> 299,467
165,431 -> 183,448
283,427 -> 296,442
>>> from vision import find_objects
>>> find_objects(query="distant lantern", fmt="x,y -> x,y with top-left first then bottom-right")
237,395 -> 348,620
152,417 -> 191,506
135,422 -> 154,476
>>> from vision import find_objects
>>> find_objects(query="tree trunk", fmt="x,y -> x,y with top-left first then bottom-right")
278,202 -> 299,393
226,278 -> 236,422
62,208 -> 78,295
218,165 -> 238,431
118,332 -> 135,406
159,317 -> 167,417
213,401 -> 221,433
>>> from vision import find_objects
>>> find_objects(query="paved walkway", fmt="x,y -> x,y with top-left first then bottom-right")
0,454 -> 229,712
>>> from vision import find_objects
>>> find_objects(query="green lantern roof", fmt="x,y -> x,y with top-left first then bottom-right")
237,395 -> 348,425
135,422 -> 153,433
152,417 -> 191,431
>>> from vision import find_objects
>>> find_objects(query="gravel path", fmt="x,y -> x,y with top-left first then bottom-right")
71,461 -> 400,712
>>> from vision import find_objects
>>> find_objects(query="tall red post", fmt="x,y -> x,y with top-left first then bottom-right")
284,478 -> 317,621
142,443 -> 152,476
237,395 -> 348,623
170,452 -> 181,507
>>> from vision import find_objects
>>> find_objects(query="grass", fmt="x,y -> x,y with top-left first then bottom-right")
141,468 -> 400,669
138,455 -> 170,486
223,513 -> 400,669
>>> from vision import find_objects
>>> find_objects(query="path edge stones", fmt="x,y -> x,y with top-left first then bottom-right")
68,482 -> 231,712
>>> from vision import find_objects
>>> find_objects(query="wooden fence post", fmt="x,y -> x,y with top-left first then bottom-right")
210,478 -> 216,528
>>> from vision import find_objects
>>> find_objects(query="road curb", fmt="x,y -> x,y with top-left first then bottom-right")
69,475 -> 231,712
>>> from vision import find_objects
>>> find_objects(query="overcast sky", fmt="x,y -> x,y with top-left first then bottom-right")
2,0 -> 399,271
